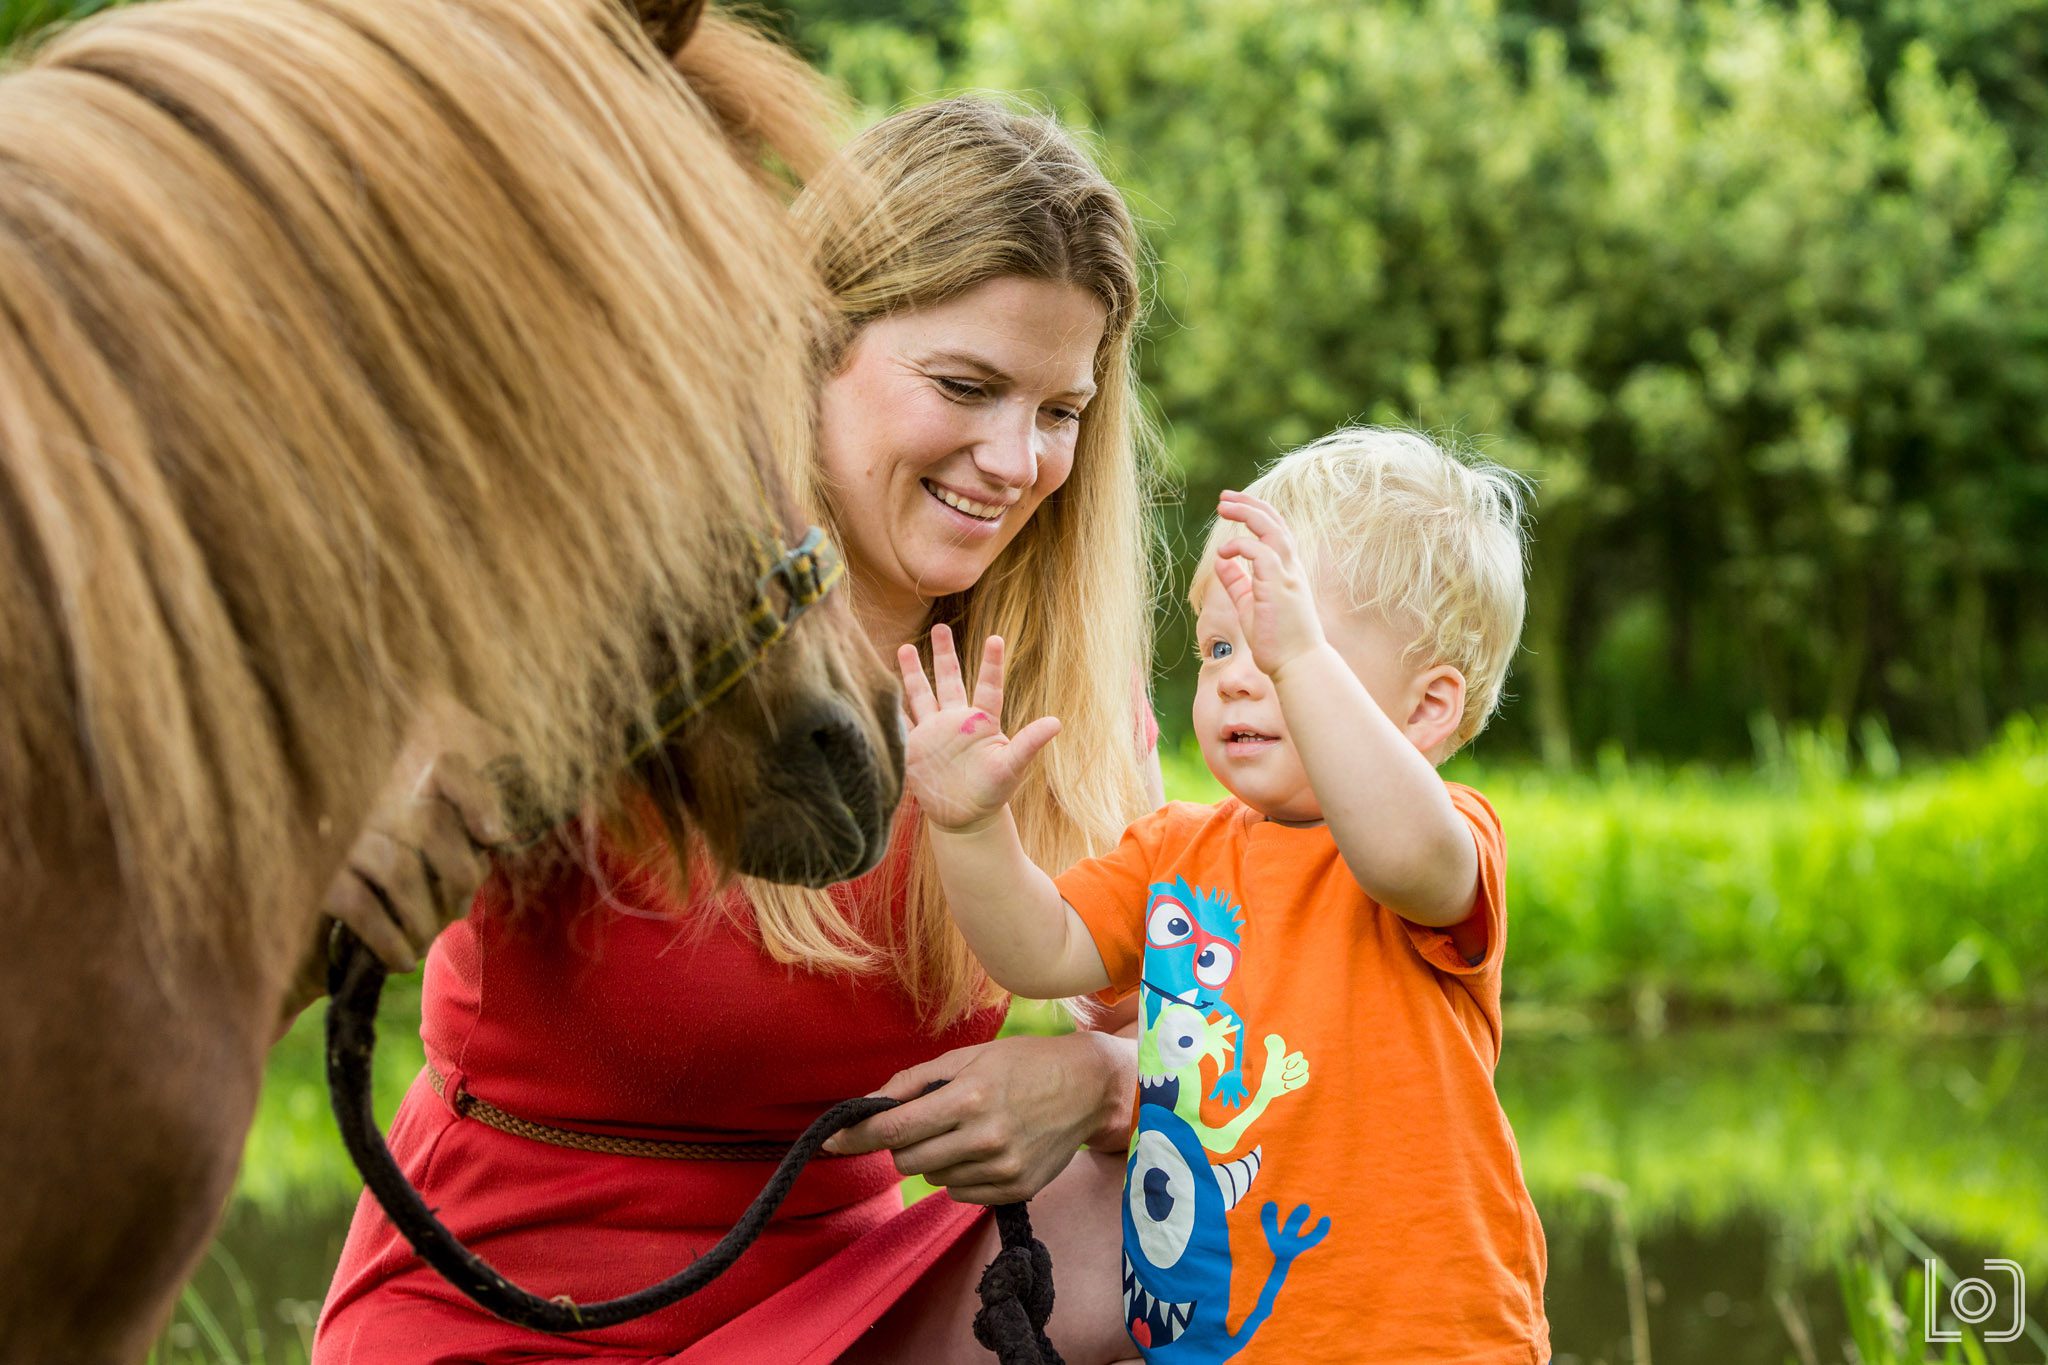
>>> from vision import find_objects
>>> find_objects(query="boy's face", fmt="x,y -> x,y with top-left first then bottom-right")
1191,572 -> 1427,822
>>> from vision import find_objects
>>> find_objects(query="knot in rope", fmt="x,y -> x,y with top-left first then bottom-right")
972,1202 -> 1062,1365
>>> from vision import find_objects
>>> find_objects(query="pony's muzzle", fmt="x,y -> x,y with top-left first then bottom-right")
734,694 -> 899,887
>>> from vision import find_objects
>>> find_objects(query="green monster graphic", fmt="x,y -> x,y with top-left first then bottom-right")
1137,1001 -> 1308,1153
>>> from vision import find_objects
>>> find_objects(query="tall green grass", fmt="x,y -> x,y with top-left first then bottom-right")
1161,715 -> 2048,1015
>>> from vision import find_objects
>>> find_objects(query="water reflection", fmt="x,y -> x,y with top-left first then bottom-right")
1504,1026 -> 2045,1362
160,1025 -> 2044,1362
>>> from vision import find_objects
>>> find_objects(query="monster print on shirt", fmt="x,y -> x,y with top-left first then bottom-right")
1123,878 -> 1323,1362
1121,1102 -> 1328,1361
1138,877 -> 1254,1106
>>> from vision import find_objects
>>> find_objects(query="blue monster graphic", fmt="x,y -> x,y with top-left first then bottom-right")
1120,1102 -> 1328,1362
1140,877 -> 1252,1104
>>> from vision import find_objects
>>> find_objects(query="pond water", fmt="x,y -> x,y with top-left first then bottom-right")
157,1024 -> 2045,1364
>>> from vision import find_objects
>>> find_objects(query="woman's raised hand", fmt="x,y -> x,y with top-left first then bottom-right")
896,623 -> 1060,834
325,697 -> 513,972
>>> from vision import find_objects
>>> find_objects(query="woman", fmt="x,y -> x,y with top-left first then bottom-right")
315,93 -> 1161,1364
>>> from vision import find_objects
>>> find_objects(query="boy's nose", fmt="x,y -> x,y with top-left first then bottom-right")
1216,655 -> 1266,698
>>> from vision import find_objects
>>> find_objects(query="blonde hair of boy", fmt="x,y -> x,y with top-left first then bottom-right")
738,97 -> 1162,1024
1194,427 -> 1530,751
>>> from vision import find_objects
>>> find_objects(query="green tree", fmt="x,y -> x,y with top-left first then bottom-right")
928,0 -> 2048,761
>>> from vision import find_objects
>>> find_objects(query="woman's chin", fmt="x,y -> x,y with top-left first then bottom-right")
900,552 -> 999,602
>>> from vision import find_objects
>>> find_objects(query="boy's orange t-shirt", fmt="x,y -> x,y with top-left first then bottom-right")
1056,783 -> 1548,1364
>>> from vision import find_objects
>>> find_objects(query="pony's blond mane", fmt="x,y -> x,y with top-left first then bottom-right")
0,0 -> 836,967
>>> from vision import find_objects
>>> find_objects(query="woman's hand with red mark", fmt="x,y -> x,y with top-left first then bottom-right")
896,624 -> 1060,834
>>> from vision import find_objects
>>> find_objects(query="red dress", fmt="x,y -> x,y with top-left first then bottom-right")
314,834 -> 1006,1364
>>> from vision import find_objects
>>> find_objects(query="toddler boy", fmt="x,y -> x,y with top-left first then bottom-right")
897,426 -> 1549,1363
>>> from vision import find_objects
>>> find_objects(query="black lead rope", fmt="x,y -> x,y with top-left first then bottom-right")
325,927 -> 1063,1361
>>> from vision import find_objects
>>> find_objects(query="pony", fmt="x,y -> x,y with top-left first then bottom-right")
0,0 -> 899,1358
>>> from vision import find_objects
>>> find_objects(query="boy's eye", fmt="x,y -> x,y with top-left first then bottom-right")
1205,640 -> 1233,662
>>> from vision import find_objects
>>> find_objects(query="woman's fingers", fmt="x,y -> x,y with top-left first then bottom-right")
327,761 -> 499,974
349,828 -> 437,950
826,1084 -> 958,1157
883,1129 -> 1028,1196
422,751 -> 511,849
417,788 -> 491,919
322,859 -> 417,973
822,1048 -> 977,1154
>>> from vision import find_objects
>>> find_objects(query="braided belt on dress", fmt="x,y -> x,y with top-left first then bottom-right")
427,1066 -> 794,1162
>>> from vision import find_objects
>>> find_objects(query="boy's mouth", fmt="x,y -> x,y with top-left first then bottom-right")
1222,729 -> 1280,757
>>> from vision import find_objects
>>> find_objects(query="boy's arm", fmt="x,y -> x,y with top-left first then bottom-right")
1269,646 -> 1478,927
898,625 -> 1115,997
1215,491 -> 1479,929
929,809 -> 1111,999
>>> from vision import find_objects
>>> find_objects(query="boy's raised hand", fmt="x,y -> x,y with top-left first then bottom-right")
1214,489 -> 1329,678
897,623 -> 1061,834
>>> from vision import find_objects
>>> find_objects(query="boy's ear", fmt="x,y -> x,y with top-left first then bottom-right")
1405,665 -> 1466,760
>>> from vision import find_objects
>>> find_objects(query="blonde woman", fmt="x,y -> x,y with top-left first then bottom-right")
315,97 -> 1160,1364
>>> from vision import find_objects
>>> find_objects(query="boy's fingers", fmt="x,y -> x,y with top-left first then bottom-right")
1215,557 -> 1257,620
1221,499 -> 1287,546
930,624 -> 967,707
1218,537 -> 1277,583
896,643 -> 938,721
1219,488 -> 1284,521
971,635 -> 1007,719
998,716 -> 1061,782
1219,491 -> 1295,552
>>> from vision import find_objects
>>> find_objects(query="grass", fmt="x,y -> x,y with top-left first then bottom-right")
1161,713 -> 2048,1017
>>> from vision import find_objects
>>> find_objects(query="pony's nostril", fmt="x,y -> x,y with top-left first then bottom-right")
796,708 -> 881,826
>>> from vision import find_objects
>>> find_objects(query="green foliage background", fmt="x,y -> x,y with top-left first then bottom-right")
782,0 -> 2048,765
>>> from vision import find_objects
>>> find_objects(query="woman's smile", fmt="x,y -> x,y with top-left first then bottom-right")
919,477 -> 1010,531
817,275 -> 1106,641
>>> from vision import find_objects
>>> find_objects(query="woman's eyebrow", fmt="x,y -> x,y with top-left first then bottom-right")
919,348 -> 1003,376
920,349 -> 1097,401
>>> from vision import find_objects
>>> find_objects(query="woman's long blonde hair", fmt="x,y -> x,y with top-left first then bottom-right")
748,97 -> 1161,1023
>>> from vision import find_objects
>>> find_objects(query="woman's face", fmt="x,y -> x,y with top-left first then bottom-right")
817,275 -> 1108,642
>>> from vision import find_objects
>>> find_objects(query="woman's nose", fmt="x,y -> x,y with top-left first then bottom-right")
971,405 -> 1040,490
